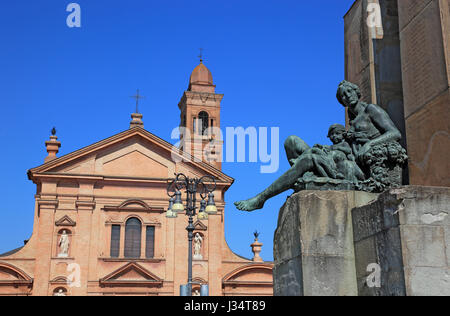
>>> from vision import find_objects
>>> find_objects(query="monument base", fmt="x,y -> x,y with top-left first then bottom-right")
352,186 -> 450,296
273,190 -> 378,296
273,186 -> 450,296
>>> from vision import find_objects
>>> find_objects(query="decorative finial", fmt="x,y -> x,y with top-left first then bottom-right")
198,48 -> 204,63
130,89 -> 145,114
251,230 -> 263,262
45,127 -> 61,163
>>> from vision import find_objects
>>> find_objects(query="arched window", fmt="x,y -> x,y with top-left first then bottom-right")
198,111 -> 209,135
124,218 -> 142,258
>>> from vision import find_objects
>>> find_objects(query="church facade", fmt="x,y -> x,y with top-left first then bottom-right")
0,62 -> 273,296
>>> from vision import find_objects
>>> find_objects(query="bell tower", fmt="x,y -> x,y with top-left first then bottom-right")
178,59 -> 224,170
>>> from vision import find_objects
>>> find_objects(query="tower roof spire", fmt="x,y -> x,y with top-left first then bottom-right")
189,58 -> 214,92
198,48 -> 204,63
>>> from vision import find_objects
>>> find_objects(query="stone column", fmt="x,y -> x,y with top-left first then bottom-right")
207,210 -> 222,296
33,199 -> 58,296
273,190 -> 378,296
72,199 -> 95,296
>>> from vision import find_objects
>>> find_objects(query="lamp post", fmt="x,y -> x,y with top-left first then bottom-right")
166,173 -> 217,296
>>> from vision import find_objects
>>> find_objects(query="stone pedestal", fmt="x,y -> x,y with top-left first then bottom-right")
352,186 -> 450,296
273,190 -> 378,296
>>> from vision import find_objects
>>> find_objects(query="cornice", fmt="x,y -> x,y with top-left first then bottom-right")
102,206 -> 165,213
0,280 -> 33,288
76,200 -> 96,210
37,199 -> 59,208
30,173 -> 233,189
100,258 -> 165,263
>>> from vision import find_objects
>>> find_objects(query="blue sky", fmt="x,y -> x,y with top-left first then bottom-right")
0,0 -> 355,260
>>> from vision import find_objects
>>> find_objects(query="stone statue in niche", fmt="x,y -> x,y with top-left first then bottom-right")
53,289 -> 67,296
58,230 -> 70,258
235,81 -> 408,212
193,233 -> 203,260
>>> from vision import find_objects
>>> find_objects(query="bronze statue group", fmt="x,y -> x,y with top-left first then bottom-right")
235,81 -> 408,212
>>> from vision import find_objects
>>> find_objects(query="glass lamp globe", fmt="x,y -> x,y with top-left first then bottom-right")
166,197 -> 178,218
205,193 -> 217,214
172,191 -> 185,213
197,200 -> 208,220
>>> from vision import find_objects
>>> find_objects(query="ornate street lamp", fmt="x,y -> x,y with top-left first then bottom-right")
166,173 -> 217,296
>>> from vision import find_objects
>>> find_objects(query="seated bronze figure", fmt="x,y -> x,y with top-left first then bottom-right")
235,81 -> 408,212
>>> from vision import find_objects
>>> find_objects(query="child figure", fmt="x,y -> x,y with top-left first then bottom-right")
235,125 -> 366,212
326,124 -> 365,182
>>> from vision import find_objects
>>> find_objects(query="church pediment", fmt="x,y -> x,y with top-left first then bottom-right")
28,128 -> 233,184
194,220 -> 208,231
99,262 -> 163,287
102,149 -> 169,178
55,215 -> 76,227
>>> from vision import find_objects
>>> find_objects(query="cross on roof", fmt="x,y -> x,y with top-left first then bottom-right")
198,48 -> 204,63
130,89 -> 145,113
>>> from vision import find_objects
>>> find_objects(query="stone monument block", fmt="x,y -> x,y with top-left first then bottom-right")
345,0 -> 450,188
405,90 -> 450,187
397,0 -> 434,31
352,186 -> 450,296
273,190 -> 378,296
399,0 -> 448,118
274,186 -> 450,296
352,190 -> 408,296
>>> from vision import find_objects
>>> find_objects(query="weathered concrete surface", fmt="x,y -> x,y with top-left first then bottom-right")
273,190 -> 378,296
352,189 -> 408,296
352,186 -> 450,296
274,186 -> 450,296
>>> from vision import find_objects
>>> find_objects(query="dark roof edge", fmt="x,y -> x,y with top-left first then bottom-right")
0,246 -> 23,258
